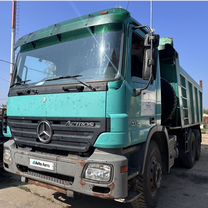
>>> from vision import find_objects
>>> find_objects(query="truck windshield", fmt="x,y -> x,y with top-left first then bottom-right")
13,24 -> 123,87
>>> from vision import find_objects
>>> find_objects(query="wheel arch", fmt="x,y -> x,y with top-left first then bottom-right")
141,125 -> 170,175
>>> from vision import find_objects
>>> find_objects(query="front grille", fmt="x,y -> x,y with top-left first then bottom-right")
8,117 -> 110,153
17,165 -> 74,186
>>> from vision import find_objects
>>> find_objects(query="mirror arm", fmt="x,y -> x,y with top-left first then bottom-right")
133,72 -> 153,97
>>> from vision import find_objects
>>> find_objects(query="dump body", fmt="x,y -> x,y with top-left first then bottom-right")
159,38 -> 203,128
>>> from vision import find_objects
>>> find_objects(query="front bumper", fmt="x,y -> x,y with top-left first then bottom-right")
4,140 -> 128,199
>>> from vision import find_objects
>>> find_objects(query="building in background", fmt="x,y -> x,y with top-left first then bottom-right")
203,114 -> 208,128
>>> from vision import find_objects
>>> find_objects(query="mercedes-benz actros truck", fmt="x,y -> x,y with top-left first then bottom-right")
3,8 -> 202,208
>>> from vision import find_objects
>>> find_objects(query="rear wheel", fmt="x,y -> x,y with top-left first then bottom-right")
193,129 -> 201,161
181,131 -> 196,169
130,141 -> 162,208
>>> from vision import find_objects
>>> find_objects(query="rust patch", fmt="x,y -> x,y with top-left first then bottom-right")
15,170 -> 21,175
92,192 -> 114,199
28,179 -> 67,194
109,182 -> 115,190
80,179 -> 86,187
92,182 -> 115,200
79,159 -> 86,167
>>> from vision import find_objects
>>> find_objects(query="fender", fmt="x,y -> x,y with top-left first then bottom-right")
141,125 -> 170,174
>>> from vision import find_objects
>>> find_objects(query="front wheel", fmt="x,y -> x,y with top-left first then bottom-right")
130,141 -> 162,208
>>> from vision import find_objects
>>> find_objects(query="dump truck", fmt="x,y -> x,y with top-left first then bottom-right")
3,8 -> 203,208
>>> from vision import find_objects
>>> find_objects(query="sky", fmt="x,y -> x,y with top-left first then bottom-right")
0,1 -> 208,108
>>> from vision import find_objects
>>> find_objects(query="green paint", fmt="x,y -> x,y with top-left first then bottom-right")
94,81 -> 129,148
8,91 -> 106,118
159,39 -> 202,127
16,8 -> 129,49
95,132 -> 128,148
3,126 -> 12,138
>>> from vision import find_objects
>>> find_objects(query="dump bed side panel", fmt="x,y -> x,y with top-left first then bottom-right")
159,38 -> 202,128
179,68 -> 203,127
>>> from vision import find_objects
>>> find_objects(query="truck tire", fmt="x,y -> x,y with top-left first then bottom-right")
131,141 -> 162,208
161,78 -> 177,125
181,131 -> 196,169
193,129 -> 201,161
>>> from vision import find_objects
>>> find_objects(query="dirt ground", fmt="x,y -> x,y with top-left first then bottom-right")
0,135 -> 208,208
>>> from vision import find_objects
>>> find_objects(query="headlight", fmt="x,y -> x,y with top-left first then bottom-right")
84,163 -> 112,182
3,148 -> 12,164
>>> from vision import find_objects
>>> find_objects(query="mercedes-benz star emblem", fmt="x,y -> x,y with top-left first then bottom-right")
37,121 -> 52,144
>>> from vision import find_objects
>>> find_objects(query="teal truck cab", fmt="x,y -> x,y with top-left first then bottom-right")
3,8 -> 202,207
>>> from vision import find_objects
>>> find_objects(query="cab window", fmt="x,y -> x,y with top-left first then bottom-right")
131,32 -> 144,79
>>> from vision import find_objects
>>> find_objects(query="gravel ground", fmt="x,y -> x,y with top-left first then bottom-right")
0,135 -> 208,208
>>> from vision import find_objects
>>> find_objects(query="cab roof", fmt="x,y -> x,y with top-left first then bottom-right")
16,8 -> 130,49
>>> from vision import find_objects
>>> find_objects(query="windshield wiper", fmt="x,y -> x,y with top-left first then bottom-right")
45,75 -> 96,91
10,80 -> 31,88
45,75 -> 81,81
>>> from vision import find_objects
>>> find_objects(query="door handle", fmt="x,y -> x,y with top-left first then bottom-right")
150,117 -> 156,124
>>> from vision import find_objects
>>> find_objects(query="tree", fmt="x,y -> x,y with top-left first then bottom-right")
204,109 -> 208,114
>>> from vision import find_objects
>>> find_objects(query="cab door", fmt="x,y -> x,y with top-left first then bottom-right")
128,29 -> 157,145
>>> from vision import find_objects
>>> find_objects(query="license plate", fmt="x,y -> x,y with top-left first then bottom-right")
30,159 -> 55,171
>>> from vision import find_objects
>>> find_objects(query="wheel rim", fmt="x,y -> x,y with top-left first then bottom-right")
148,156 -> 162,196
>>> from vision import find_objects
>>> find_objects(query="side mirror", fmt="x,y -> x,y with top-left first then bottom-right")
143,48 -> 153,80
142,33 -> 159,80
